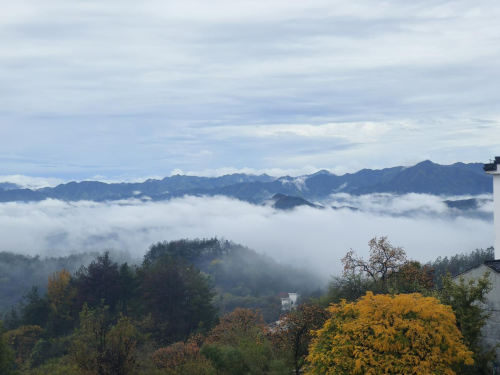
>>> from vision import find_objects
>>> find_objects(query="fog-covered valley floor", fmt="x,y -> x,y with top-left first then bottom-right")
0,194 -> 493,276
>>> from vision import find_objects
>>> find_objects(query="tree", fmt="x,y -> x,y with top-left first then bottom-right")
47,269 -> 76,333
203,308 -> 287,374
74,252 -> 122,311
270,303 -> 329,375
306,292 -> 473,374
439,271 -> 494,374
151,335 -> 215,374
342,237 -> 407,284
20,286 -> 50,327
342,237 -> 434,293
0,321 -> 15,374
140,256 -> 217,343
322,275 -> 380,305
3,325 -> 44,366
70,302 -> 137,375
117,263 -> 136,313
205,308 -> 266,346
428,248 -> 494,284
390,260 -> 435,293
2,308 -> 21,331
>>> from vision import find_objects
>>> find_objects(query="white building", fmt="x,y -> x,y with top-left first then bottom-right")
451,157 -> 500,359
453,261 -> 500,356
484,157 -> 500,259
281,292 -> 299,311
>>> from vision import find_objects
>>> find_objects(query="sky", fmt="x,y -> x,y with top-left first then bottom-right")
1,0 -> 500,183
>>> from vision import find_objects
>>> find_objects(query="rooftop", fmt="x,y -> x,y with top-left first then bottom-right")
483,156 -> 500,172
484,260 -> 500,274
454,259 -> 500,278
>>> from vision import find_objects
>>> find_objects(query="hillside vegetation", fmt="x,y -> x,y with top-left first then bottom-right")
0,239 -> 495,374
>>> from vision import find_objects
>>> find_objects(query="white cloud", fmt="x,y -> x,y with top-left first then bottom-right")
0,195 -> 492,277
0,1 -> 500,178
0,175 -> 65,189
169,166 -> 325,177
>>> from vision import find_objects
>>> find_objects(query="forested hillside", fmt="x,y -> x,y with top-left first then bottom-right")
427,247 -> 494,283
0,239 -> 322,321
0,239 -> 495,374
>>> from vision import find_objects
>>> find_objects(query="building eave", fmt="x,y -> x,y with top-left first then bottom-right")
452,261 -> 500,279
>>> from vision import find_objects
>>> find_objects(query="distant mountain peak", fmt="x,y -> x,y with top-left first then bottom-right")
308,169 -> 332,177
271,194 -> 322,210
415,159 -> 438,167
0,160 -> 492,203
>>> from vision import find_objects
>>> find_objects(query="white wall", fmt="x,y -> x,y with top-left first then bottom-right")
457,265 -> 500,357
494,175 -> 500,259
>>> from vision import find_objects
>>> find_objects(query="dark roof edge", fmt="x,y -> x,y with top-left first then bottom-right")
453,260 -> 500,278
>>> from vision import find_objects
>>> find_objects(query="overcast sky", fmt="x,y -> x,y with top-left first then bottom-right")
1,0 -> 500,182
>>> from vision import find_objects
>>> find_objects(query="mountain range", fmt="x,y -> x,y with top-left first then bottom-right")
0,160 -> 491,204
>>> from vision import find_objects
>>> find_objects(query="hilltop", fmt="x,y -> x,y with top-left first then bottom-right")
0,161 -> 490,204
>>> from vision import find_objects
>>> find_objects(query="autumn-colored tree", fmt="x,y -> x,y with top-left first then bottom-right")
390,260 -> 435,292
342,237 -> 435,293
47,269 -> 76,328
306,292 -> 473,374
270,303 -> 330,375
3,325 -> 44,366
205,308 -> 267,346
70,302 -> 137,375
151,335 -> 212,373
342,237 -> 407,283
203,308 -> 287,374
439,271 -> 494,375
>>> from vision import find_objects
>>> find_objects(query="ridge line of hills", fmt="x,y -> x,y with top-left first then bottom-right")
0,160 -> 491,204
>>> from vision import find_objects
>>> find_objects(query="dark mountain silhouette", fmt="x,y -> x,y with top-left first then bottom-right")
271,194 -> 323,210
0,161 -> 491,204
0,182 -> 20,191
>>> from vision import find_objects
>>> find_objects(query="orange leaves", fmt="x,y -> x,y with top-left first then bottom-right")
205,308 -> 266,346
47,269 -> 76,321
306,292 -> 473,375
152,336 -> 206,370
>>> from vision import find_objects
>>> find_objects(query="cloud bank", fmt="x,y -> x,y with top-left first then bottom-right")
0,195 -> 492,276
1,1 -> 499,180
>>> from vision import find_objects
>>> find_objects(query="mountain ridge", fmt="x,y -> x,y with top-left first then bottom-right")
0,161 -> 490,203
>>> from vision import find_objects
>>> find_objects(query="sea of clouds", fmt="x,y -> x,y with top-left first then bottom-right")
0,194 -> 493,277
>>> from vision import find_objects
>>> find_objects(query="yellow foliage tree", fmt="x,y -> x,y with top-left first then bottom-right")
3,325 -> 43,365
306,292 -> 473,375
47,269 -> 76,322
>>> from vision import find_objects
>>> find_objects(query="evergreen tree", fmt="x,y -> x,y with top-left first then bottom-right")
140,256 -> 217,343
74,252 -> 122,311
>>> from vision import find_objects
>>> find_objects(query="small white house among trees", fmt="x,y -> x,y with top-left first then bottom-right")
281,293 -> 299,311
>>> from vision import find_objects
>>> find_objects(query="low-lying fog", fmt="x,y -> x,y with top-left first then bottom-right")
0,194 -> 493,276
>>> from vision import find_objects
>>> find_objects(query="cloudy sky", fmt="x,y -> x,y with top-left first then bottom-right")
1,0 -> 500,183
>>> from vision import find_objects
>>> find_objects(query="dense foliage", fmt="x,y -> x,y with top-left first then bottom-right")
145,239 -> 323,321
427,247 -> 494,283
0,238 -> 324,373
0,251 -> 104,314
438,272 -> 495,374
307,292 -> 473,374
0,237 -> 496,374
